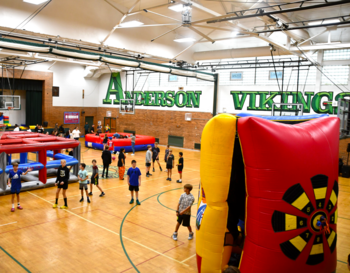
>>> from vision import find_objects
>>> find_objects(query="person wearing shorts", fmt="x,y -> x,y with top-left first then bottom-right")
127,160 -> 141,205
78,163 -> 90,203
172,184 -> 195,241
145,145 -> 152,177
176,152 -> 184,183
166,149 -> 174,181
89,159 -> 105,197
152,142 -> 162,172
53,160 -> 70,209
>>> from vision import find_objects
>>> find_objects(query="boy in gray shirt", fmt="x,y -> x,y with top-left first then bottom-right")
146,145 -> 152,177
130,133 -> 136,155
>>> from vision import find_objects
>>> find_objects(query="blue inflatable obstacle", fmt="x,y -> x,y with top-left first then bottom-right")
85,141 -> 154,153
46,151 -> 78,168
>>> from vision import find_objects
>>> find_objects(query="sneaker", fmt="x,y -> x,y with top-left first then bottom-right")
11,208 -> 15,212
79,197 -> 84,202
146,174 -> 150,177
129,199 -> 134,204
166,178 -> 170,181
88,192 -> 93,196
106,176 -> 109,178
131,153 -> 135,156
17,206 -> 23,210
136,200 -> 141,205
153,168 -> 155,172
87,198 -> 91,203
99,193 -> 104,197
172,233 -> 178,241
149,173 -> 152,176
60,206 -> 68,209
188,232 -> 194,240
53,204 -> 58,208
102,192 -> 105,196
87,180 -> 90,184
176,180 -> 182,183
160,167 -> 163,171
169,178 -> 172,181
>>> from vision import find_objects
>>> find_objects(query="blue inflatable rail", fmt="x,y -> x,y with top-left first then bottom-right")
85,142 -> 154,153
5,162 -> 44,174
46,152 -> 78,168
236,113 -> 329,121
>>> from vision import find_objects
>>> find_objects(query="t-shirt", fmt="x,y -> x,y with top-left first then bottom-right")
14,127 -> 20,131
37,128 -> 44,133
118,153 -> 125,167
97,125 -> 102,133
164,149 -> 169,162
178,157 -> 184,170
9,170 -> 23,187
72,129 -> 80,138
127,167 -> 141,186
56,166 -> 70,183
179,193 -> 195,215
84,124 -> 89,131
78,170 -> 88,184
152,147 -> 160,159
167,154 -> 174,166
92,165 -> 99,179
91,127 -> 95,132
146,150 -> 152,163
130,135 -> 136,143
114,133 -> 120,138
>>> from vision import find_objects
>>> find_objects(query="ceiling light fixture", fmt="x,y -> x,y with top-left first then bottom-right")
174,38 -> 196,43
23,0 -> 49,5
168,4 -> 183,12
308,19 -> 340,26
231,32 -> 239,37
119,21 -> 144,27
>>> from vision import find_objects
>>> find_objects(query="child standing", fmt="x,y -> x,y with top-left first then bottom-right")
176,152 -> 184,183
89,159 -> 105,197
8,163 -> 33,212
145,145 -> 152,177
172,184 -> 195,241
166,149 -> 174,181
78,163 -> 90,203
53,159 -> 70,209
127,160 -> 142,205
152,142 -> 163,172
164,144 -> 170,172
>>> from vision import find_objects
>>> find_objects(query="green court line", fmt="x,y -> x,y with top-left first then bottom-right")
337,260 -> 347,264
0,246 -> 31,273
157,191 -> 197,218
119,187 -> 183,273
339,216 -> 350,221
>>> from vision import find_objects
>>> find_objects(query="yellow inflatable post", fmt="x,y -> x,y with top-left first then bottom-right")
196,114 -> 237,273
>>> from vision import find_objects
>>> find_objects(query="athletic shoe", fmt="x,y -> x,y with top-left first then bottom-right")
149,173 -> 152,176
11,208 -> 15,212
176,180 -> 182,183
188,232 -> 194,240
60,206 -> 68,209
102,192 -> 105,196
53,204 -> 58,208
131,153 -> 135,156
153,168 -> 155,172
106,176 -> 109,178
99,193 -> 104,197
166,178 -> 170,181
172,233 -> 178,241
87,180 -> 90,184
17,206 -> 23,210
88,192 -> 93,196
129,199 -> 134,204
160,167 -> 163,171
136,200 -> 141,205
169,178 -> 172,181
146,174 -> 150,177
87,198 -> 91,203
79,197 -> 84,202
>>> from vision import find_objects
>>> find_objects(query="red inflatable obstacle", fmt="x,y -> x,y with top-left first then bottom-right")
85,133 -> 155,152
0,131 -> 80,183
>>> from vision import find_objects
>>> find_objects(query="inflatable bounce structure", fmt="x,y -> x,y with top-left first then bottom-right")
0,131 -> 80,194
196,113 -> 339,273
85,133 -> 155,152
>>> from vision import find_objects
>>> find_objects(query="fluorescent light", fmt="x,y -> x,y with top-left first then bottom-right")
119,21 -> 144,27
169,4 -> 183,12
308,19 -> 340,26
23,0 -> 49,4
231,32 -> 239,37
174,38 -> 196,43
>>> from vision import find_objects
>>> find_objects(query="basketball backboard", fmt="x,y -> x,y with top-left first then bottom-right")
120,99 -> 135,115
0,95 -> 21,110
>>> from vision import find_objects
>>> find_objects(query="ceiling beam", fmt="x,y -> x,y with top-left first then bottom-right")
150,25 -> 182,42
188,26 -> 216,43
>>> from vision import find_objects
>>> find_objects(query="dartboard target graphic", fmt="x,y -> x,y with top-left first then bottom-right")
271,174 -> 338,265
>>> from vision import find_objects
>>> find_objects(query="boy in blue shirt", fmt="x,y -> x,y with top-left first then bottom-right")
7,162 -> 33,212
78,163 -> 90,203
127,160 -> 141,205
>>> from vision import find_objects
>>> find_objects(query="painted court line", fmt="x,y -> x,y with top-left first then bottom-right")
0,221 -> 17,227
181,253 -> 196,263
27,192 -> 189,267
71,205 -> 89,210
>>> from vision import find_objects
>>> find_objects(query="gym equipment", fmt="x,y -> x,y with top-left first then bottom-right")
197,113 -> 339,273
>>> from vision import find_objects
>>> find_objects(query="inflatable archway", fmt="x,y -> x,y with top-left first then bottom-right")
196,114 -> 339,273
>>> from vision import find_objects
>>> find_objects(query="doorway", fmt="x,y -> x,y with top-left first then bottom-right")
104,117 -> 116,132
85,116 -> 94,134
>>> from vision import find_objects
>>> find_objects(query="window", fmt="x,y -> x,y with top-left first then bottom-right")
322,66 -> 349,85
168,75 -> 178,82
269,71 -> 283,80
230,71 -> 243,81
324,49 -> 350,61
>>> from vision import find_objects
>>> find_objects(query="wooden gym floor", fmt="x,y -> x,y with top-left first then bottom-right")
0,140 -> 349,273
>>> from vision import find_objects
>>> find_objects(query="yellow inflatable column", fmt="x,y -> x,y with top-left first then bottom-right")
197,114 -> 237,273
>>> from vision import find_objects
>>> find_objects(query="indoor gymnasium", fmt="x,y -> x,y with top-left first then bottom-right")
0,0 -> 350,272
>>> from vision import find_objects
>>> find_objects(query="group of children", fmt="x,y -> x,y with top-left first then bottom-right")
145,143 -> 184,183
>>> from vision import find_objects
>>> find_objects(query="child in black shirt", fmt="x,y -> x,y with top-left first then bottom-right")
166,149 -> 174,181
176,152 -> 184,183
53,159 -> 71,209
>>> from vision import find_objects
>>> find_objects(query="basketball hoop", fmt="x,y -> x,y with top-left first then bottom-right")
7,107 -> 13,111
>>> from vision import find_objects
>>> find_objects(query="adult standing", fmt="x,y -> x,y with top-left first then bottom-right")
101,145 -> 112,178
72,127 -> 80,141
118,148 -> 126,180
54,123 -> 59,132
84,122 -> 89,136
97,123 -> 102,134
130,133 -> 136,156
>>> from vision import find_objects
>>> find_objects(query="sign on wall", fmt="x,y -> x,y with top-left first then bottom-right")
64,111 -> 80,124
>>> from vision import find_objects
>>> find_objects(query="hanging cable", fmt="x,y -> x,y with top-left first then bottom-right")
270,44 -> 283,115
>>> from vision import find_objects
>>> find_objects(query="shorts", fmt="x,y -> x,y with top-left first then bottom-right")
10,187 -> 21,194
166,165 -> 173,170
146,163 -> 151,167
129,185 -> 139,192
91,177 -> 99,185
57,182 -> 68,190
177,214 -> 191,227
152,157 -> 158,163
178,169 -> 183,174
79,184 -> 88,190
